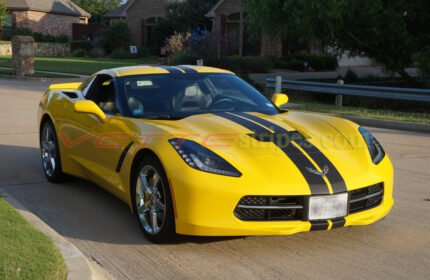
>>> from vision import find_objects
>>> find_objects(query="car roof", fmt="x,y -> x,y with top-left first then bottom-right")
97,65 -> 234,78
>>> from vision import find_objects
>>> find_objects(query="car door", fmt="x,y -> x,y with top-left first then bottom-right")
68,74 -> 134,194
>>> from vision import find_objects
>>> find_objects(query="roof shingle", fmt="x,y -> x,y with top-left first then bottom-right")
4,0 -> 90,17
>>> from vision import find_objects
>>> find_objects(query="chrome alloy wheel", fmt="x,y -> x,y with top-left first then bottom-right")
135,165 -> 167,235
41,124 -> 57,177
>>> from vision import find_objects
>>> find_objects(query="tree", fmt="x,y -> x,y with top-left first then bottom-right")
0,0 -> 6,23
243,0 -> 430,85
72,0 -> 122,23
0,0 -> 6,39
167,0 -> 219,31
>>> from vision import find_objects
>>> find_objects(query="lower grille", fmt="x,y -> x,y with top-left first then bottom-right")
349,183 -> 384,214
234,196 -> 303,221
234,183 -> 384,222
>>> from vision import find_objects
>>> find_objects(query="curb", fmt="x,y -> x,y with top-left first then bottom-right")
343,116 -> 430,134
1,190 -> 114,280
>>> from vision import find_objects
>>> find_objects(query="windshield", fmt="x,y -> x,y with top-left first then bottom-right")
121,73 -> 279,119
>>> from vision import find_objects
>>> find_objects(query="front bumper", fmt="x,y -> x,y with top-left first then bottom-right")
168,154 -> 394,236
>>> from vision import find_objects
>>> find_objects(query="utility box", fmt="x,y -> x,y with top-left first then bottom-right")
12,36 -> 35,76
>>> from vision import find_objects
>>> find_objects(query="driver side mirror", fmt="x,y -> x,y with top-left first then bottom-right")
74,100 -> 107,123
272,93 -> 289,108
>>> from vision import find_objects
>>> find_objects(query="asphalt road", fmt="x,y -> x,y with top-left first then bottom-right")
0,78 -> 429,280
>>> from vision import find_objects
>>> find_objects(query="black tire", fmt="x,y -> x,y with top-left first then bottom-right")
131,155 -> 176,243
40,119 -> 68,183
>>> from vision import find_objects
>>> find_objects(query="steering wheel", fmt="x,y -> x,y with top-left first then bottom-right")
209,96 -> 234,110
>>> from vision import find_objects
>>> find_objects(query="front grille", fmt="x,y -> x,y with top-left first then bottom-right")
349,183 -> 384,214
234,196 -> 303,221
234,183 -> 384,222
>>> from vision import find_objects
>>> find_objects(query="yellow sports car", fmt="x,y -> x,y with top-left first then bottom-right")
38,65 -> 393,243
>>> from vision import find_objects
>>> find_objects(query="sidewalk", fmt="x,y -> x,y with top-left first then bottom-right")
250,66 -> 419,85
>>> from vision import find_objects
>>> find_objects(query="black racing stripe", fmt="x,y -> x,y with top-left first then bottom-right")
279,144 -> 330,195
293,138 -> 347,193
235,113 -> 330,195
310,221 -> 329,231
214,113 -> 272,135
237,112 -> 347,194
331,218 -> 346,229
116,141 -> 133,173
220,113 -> 329,195
158,66 -> 183,74
176,65 -> 198,73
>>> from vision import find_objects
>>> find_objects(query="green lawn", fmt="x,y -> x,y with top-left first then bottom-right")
0,55 -> 160,75
291,102 -> 430,124
0,198 -> 67,280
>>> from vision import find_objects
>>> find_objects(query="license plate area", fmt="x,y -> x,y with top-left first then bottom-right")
308,193 -> 348,221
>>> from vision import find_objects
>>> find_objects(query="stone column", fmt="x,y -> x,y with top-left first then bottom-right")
12,36 -> 35,77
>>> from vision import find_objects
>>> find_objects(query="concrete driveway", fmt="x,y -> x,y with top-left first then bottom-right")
0,78 -> 429,280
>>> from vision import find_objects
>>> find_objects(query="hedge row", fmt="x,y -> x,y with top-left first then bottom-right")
13,28 -> 68,43
170,51 -> 338,73
274,54 -> 338,72
170,52 -> 274,73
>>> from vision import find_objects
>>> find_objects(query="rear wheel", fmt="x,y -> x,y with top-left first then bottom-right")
40,120 -> 67,182
132,156 -> 176,243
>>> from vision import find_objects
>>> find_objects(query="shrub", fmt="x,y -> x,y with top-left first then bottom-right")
241,56 -> 273,73
169,51 -> 199,65
345,69 -> 359,82
188,31 -> 218,59
70,40 -> 90,51
218,56 -> 242,72
294,54 -> 326,71
14,28 -> 68,43
88,48 -> 105,58
164,32 -> 191,55
105,22 -> 131,53
110,48 -> 130,59
14,28 -> 33,37
70,49 -> 86,57
324,55 -> 339,70
283,59 -> 306,72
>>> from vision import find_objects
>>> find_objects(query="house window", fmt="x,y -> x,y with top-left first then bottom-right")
0,14 -> 13,39
226,13 -> 241,55
79,17 -> 87,24
223,12 -> 260,56
3,15 -> 13,27
141,17 -> 163,47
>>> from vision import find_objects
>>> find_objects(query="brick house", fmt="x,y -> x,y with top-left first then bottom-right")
104,0 -> 177,48
104,0 -> 281,57
2,0 -> 90,38
206,0 -> 281,57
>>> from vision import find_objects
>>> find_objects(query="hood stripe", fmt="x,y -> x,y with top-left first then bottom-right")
176,65 -> 198,73
237,112 -> 347,194
157,66 -> 184,74
215,112 -> 330,195
214,112 -> 272,134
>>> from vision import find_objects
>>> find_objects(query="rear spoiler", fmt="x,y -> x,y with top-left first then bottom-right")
49,82 -> 82,90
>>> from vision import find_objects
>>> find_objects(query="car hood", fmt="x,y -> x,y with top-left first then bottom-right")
134,111 -> 377,194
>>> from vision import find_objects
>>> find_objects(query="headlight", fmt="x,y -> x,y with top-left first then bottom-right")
359,127 -> 385,164
169,138 -> 242,177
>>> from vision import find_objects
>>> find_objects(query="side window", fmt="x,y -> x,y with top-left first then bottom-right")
86,74 -> 120,115
81,76 -> 96,97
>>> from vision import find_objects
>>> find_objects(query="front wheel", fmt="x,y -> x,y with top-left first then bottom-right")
40,120 -> 68,182
132,156 -> 176,243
